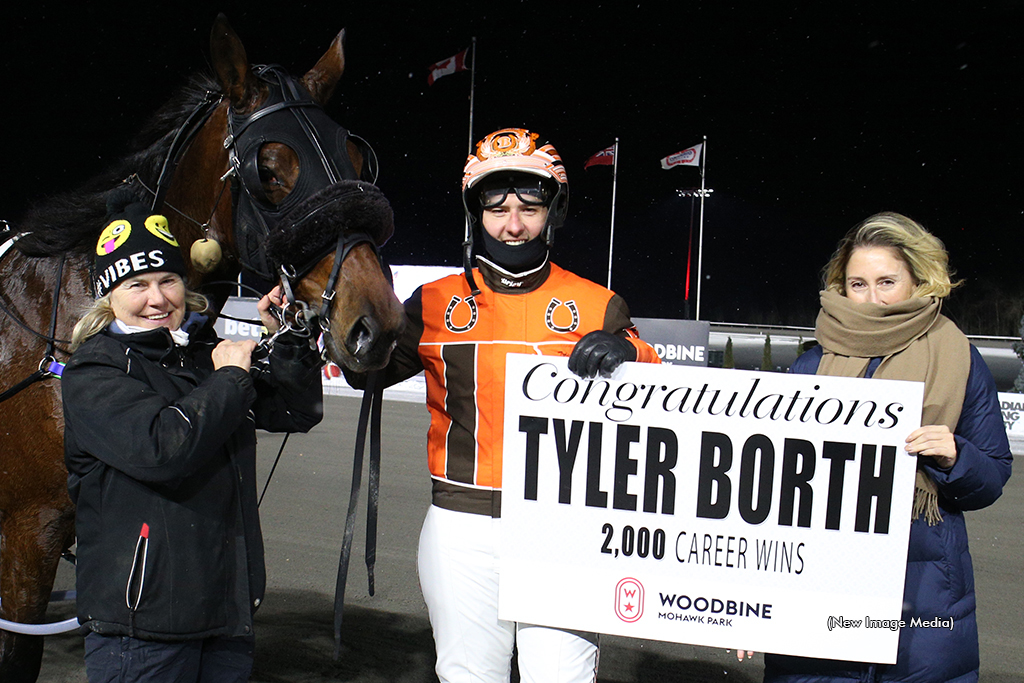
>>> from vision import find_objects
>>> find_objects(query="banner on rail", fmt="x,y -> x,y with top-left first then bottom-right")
498,354 -> 924,663
999,392 -> 1024,435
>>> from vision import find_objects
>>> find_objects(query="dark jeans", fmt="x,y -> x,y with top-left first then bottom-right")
83,632 -> 255,683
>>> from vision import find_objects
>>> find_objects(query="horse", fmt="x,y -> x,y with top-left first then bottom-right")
0,15 -> 404,682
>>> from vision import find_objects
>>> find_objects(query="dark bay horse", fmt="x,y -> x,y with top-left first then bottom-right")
0,15 -> 404,682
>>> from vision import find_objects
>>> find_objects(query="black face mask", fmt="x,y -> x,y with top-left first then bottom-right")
479,229 -> 548,272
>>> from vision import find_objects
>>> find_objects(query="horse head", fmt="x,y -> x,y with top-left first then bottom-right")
167,15 -> 404,371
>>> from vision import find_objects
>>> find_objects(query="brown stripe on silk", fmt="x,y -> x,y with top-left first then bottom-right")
432,480 -> 503,517
441,343 -> 477,484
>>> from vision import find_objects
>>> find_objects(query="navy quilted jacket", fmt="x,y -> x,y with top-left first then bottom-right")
764,344 -> 1012,683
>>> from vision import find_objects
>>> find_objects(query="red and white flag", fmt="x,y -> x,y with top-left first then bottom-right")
660,143 -> 703,169
584,144 -> 616,170
427,48 -> 469,86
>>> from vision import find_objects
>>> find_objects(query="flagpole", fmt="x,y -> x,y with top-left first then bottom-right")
464,37 -> 477,247
606,138 -> 619,290
683,189 -> 696,319
695,135 -> 708,321
467,37 -> 477,156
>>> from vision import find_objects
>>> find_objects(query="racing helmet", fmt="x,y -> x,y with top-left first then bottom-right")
462,128 -> 569,245
459,129 -> 568,293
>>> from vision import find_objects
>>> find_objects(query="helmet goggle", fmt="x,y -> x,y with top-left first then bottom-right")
459,129 -> 568,296
477,176 -> 551,209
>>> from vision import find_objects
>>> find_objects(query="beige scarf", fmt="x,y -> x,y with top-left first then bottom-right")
814,290 -> 970,525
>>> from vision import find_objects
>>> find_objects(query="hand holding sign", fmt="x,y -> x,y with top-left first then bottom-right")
568,330 -> 638,378
905,424 -> 957,469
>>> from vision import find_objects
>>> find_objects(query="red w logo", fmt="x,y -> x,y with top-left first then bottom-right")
615,578 -> 645,623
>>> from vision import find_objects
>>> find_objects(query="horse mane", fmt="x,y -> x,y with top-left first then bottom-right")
15,72 -> 224,257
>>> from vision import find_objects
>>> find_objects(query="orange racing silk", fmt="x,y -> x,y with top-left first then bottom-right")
380,263 -> 659,516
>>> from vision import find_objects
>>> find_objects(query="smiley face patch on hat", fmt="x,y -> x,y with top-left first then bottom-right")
145,214 -> 179,247
93,201 -> 187,298
96,220 -> 133,255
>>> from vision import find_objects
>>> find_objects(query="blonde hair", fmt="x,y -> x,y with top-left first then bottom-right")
823,212 -> 961,299
71,289 -> 209,351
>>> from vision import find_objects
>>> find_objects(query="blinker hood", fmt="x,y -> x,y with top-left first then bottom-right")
228,65 -> 370,279
263,180 -> 394,280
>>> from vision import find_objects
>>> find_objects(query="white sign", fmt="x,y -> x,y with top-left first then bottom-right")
999,392 -> 1024,434
214,297 -> 266,341
499,355 -> 924,663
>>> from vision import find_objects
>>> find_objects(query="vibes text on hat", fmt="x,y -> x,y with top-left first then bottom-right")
93,202 -> 187,298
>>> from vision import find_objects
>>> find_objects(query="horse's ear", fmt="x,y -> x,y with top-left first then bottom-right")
302,29 -> 346,105
210,14 -> 258,108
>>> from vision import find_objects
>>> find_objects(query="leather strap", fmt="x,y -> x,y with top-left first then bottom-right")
333,369 -> 384,659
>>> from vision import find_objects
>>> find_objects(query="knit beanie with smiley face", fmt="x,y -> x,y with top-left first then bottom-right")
93,192 -> 188,298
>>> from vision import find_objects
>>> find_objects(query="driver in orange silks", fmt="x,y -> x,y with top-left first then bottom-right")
346,128 -> 660,682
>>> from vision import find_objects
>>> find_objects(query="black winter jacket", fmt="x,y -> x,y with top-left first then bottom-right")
62,319 -> 323,641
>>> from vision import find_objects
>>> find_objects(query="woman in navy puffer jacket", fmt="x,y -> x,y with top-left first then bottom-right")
763,212 -> 1011,683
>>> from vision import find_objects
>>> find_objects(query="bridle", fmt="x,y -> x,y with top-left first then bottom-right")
275,226 -> 381,348
141,64 -> 388,352
0,229 -> 68,403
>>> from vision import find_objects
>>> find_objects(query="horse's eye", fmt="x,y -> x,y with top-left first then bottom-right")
258,166 -> 281,187
256,143 -> 299,205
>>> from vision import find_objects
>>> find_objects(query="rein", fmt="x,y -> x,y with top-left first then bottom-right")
332,369 -> 384,659
150,91 -> 223,214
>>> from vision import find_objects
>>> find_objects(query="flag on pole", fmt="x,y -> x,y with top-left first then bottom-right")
660,143 -> 703,169
584,144 -> 616,170
427,48 -> 469,85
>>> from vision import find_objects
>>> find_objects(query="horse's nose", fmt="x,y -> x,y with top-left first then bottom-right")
345,315 -> 380,360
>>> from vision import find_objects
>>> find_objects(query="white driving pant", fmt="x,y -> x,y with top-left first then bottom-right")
417,504 -> 599,683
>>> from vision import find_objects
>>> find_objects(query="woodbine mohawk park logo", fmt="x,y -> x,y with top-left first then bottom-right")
615,577 -> 645,623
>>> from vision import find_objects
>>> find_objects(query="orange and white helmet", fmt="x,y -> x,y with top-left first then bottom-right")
462,128 -> 569,237
463,129 -> 568,190
458,128 -> 570,295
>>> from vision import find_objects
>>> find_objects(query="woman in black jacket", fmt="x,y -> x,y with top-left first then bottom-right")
62,198 -> 323,682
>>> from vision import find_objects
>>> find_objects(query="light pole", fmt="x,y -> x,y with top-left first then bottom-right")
676,187 -> 713,320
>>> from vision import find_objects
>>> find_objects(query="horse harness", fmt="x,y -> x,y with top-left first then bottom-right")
146,64 -> 387,348
0,228 -> 68,403
214,67 -> 392,656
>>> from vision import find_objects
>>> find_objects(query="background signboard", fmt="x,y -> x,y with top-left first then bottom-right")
634,318 -> 710,367
214,296 -> 265,341
999,392 -> 1024,455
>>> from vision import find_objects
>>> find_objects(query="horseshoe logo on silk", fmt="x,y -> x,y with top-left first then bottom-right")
444,296 -> 479,333
545,298 -> 579,333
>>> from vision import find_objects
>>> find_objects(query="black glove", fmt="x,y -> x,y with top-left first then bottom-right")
568,330 -> 638,378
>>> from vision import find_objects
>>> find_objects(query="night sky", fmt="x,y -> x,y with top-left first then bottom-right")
6,2 -> 1021,332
